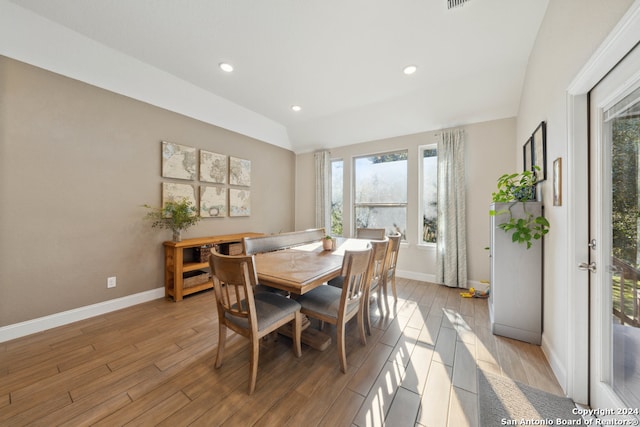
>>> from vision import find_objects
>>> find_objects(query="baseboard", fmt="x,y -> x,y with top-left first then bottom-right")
0,287 -> 165,343
397,270 -> 435,283
398,270 -> 486,290
541,333 -> 568,396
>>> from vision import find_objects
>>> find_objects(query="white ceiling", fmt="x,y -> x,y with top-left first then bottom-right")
5,0 -> 549,153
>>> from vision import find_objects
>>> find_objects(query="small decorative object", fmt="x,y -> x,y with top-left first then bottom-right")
161,141 -> 196,180
322,235 -> 335,251
489,167 -> 550,249
531,121 -> 547,182
553,158 -> 562,206
143,198 -> 200,242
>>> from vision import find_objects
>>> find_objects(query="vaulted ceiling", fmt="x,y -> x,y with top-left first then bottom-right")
5,0 -> 549,153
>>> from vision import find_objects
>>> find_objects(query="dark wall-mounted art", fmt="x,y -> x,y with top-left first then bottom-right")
523,137 -> 533,173
531,121 -> 547,182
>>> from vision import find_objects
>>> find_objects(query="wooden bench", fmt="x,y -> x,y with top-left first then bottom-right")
243,228 -> 326,255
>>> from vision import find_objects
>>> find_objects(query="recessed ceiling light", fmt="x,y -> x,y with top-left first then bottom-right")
291,105 -> 302,112
219,62 -> 234,73
403,65 -> 417,75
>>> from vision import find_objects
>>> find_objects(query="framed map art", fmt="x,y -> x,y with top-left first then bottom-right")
162,141 -> 196,180
200,186 -> 227,217
229,188 -> 251,217
200,150 -> 227,184
162,182 -> 197,208
229,157 -> 251,186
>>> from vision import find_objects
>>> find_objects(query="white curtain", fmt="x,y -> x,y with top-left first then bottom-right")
314,151 -> 331,232
436,129 -> 468,288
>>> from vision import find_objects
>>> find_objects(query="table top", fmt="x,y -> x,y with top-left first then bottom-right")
254,238 -> 370,294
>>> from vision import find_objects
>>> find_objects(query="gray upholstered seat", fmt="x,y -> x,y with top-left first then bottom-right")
227,292 -> 301,331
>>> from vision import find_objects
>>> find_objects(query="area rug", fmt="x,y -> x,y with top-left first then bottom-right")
478,369 -> 582,425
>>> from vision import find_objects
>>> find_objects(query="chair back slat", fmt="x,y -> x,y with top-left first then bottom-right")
243,228 -> 326,255
210,251 -> 258,329
356,228 -> 386,240
385,232 -> 401,273
340,248 -> 372,310
367,239 -> 389,292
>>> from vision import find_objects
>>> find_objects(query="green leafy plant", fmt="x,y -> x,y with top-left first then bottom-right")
489,167 -> 550,249
143,199 -> 200,241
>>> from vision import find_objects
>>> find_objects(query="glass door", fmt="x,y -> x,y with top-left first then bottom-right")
589,44 -> 640,416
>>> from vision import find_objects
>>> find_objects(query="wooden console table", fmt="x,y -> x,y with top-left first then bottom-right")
163,232 -> 262,301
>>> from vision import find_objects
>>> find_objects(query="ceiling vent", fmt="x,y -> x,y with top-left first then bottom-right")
448,0 -> 470,9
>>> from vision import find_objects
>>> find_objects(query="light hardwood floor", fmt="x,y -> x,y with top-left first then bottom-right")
0,279 -> 563,426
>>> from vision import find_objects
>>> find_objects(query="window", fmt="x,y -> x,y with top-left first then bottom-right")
354,151 -> 407,239
420,145 -> 438,244
330,159 -> 343,236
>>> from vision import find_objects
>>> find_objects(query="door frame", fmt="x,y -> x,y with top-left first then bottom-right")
566,2 -> 640,404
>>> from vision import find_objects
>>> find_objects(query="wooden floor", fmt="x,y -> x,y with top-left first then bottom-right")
0,279 -> 564,426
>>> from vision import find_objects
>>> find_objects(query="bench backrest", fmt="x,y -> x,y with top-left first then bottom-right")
243,228 -> 326,255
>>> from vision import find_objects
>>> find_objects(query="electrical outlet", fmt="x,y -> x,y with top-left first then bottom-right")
107,276 -> 117,288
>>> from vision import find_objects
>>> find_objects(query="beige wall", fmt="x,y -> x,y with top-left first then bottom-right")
295,117 -> 516,284
515,0 -> 633,397
0,56 -> 296,327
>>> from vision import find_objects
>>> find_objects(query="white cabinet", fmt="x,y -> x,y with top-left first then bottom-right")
489,202 -> 542,345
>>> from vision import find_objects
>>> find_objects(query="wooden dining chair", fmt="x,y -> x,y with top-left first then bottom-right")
363,239 -> 389,335
384,232 -> 402,303
328,239 -> 388,335
355,227 -> 386,240
296,247 -> 372,373
209,251 -> 302,394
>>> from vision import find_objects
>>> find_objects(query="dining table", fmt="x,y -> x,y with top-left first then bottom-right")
253,237 -> 371,350
254,237 -> 371,294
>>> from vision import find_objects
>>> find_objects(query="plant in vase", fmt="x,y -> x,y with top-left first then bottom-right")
322,235 -> 335,250
489,166 -> 550,249
143,198 -> 200,242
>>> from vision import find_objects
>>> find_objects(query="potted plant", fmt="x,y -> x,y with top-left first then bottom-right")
322,234 -> 335,251
489,167 -> 550,249
143,198 -> 200,242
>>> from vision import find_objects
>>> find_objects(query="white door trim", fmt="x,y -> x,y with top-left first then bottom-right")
566,0 -> 640,404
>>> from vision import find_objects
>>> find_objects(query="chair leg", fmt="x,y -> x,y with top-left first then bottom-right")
357,306 -> 367,346
376,285 -> 384,315
248,337 -> 260,395
364,298 -> 372,336
337,320 -> 348,373
293,312 -> 302,358
382,280 -> 390,314
215,324 -> 226,368
391,274 -> 398,301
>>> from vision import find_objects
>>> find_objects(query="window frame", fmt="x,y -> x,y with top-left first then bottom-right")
419,143 -> 438,247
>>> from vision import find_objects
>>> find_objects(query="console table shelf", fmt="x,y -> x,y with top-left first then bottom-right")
163,232 -> 262,301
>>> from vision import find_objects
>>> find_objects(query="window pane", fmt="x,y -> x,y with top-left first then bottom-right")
355,153 -> 407,204
355,206 -> 406,240
331,160 -> 343,236
422,147 -> 438,243
354,151 -> 408,239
